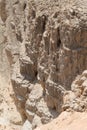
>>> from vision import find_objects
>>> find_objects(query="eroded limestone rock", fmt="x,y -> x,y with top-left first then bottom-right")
2,0 -> 87,129
63,70 -> 87,112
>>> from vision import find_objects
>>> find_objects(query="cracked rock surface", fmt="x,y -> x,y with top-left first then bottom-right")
0,0 -> 87,130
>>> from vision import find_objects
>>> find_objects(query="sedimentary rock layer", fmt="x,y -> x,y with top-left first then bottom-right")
0,0 -> 87,129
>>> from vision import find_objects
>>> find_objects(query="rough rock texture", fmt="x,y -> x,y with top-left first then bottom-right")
63,70 -> 87,112
35,71 -> 87,130
0,0 -> 87,129
0,32 -> 22,129
0,0 -> 23,129
35,111 -> 87,130
0,76 -> 23,126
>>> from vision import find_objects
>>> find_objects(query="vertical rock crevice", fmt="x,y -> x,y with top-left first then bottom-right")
3,0 -> 87,130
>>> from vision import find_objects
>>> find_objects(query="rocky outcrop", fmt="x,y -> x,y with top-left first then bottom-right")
63,70 -> 87,112
0,0 -> 87,129
35,111 -> 87,130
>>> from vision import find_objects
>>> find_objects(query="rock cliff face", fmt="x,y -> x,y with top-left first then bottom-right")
63,70 -> 87,112
0,1 -> 23,129
35,71 -> 87,130
0,0 -> 87,129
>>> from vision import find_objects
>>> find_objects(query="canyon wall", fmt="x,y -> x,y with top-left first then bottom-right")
0,0 -> 87,129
